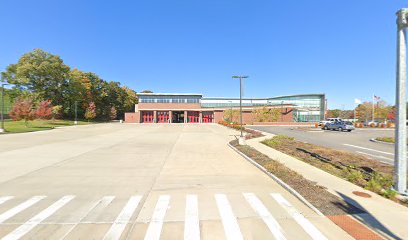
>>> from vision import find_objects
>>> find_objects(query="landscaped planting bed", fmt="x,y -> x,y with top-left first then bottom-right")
230,140 -> 365,215
262,135 -> 408,207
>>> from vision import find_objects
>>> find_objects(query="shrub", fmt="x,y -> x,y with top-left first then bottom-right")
369,123 -> 376,128
347,170 -> 366,186
52,105 -> 62,120
35,100 -> 53,120
382,189 -> 398,199
9,98 -> 36,126
84,102 -> 96,121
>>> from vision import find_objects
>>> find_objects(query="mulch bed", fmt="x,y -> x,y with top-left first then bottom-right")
261,136 -> 408,207
231,140 -> 365,216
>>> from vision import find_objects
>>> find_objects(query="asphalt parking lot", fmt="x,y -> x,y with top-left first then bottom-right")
248,126 -> 399,165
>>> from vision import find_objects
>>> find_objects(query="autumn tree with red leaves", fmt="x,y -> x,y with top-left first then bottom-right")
84,102 -> 96,121
9,98 -> 36,126
35,100 -> 53,120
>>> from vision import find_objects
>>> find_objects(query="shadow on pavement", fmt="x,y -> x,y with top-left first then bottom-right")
336,191 -> 402,240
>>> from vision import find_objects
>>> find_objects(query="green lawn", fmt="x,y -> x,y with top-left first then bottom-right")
2,119 -> 93,134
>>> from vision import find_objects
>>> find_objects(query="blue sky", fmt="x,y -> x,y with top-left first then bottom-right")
0,0 -> 406,109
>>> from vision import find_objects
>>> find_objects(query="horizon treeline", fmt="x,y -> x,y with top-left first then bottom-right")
1,48 -> 138,120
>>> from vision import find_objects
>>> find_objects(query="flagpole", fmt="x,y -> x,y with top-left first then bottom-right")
372,94 -> 375,122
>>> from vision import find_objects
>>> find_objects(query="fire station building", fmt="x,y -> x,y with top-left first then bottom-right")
124,93 -> 326,124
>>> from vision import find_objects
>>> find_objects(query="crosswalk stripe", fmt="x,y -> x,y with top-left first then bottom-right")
144,195 -> 170,240
103,195 -> 142,240
271,194 -> 327,240
60,196 -> 116,240
0,196 -> 46,224
0,197 -> 14,206
184,194 -> 200,240
243,193 -> 286,240
1,195 -> 75,240
215,194 -> 243,240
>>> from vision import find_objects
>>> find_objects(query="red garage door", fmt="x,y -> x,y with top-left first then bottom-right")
157,111 -> 169,123
202,112 -> 214,123
187,111 -> 200,123
141,111 -> 154,123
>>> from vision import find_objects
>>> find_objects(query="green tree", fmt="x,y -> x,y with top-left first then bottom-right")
253,107 -> 281,122
1,49 -> 70,106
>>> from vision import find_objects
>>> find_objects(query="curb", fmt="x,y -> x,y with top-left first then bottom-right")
227,142 -> 324,216
369,138 -> 394,145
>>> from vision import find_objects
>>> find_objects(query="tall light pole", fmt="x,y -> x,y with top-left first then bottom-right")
0,83 -> 9,133
232,75 -> 248,145
395,9 -> 408,194
74,101 -> 78,125
228,100 -> 233,123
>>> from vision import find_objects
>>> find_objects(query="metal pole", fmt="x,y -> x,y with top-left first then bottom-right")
395,9 -> 408,194
372,94 -> 375,122
240,77 -> 243,137
74,101 -> 78,125
1,85 -> 4,132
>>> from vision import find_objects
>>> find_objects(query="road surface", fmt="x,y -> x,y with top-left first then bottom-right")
248,126 -> 399,165
0,123 -> 351,239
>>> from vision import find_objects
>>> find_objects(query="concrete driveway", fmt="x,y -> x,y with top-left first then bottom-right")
0,123 -> 350,239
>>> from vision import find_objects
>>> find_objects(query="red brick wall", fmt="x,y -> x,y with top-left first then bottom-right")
125,112 -> 140,123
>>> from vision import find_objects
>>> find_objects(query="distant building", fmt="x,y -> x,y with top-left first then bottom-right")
124,93 -> 325,124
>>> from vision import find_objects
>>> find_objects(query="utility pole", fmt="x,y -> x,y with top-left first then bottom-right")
395,9 -> 408,194
74,101 -> 78,125
232,75 -> 249,145
0,83 -> 9,133
372,94 -> 375,122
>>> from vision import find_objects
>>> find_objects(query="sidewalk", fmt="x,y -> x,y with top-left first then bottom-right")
247,133 -> 408,240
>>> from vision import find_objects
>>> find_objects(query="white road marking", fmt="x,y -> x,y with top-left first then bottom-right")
356,151 -> 394,161
0,197 -> 14,206
184,195 -> 200,240
103,195 -> 142,240
0,196 -> 46,223
343,144 -> 394,155
215,194 -> 243,240
2,195 -> 75,240
144,195 -> 171,240
243,193 -> 286,240
60,196 -> 115,240
270,193 -> 327,240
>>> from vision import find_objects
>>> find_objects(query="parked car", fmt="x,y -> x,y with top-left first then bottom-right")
323,121 -> 355,132
365,121 -> 380,127
319,118 -> 343,126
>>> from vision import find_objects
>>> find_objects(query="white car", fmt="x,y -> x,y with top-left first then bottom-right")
319,118 -> 343,126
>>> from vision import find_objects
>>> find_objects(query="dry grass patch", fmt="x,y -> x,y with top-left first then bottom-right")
231,140 -> 365,216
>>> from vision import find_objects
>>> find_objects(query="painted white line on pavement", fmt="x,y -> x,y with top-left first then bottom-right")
60,196 -> 116,240
270,193 -> 327,240
243,193 -> 286,240
215,194 -> 243,240
343,144 -> 394,155
0,197 -> 14,206
356,151 -> 394,161
2,195 -> 75,240
144,195 -> 170,240
0,196 -> 46,224
184,195 -> 200,240
103,195 -> 142,240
